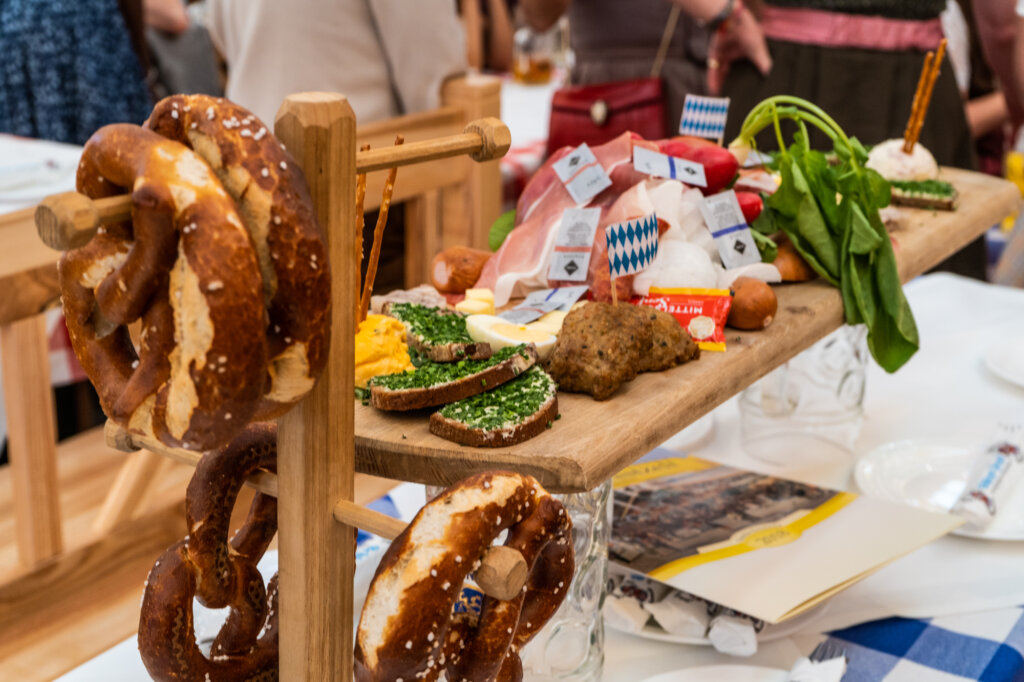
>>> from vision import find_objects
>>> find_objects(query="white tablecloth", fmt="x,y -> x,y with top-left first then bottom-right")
57,274 -> 1024,679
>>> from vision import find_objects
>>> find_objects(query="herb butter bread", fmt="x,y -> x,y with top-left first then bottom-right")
369,345 -> 538,411
889,179 -> 957,210
429,366 -> 558,447
383,302 -> 492,362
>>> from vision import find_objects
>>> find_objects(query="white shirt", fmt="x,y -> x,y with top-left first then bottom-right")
206,0 -> 467,125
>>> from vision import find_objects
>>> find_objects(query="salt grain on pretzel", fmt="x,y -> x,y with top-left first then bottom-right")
355,471 -> 574,682
147,94 -> 331,420
139,423 -> 279,681
63,124 -> 267,451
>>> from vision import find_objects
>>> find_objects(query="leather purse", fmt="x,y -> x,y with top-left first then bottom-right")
546,6 -> 680,157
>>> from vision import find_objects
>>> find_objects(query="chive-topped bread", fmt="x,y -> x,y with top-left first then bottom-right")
368,345 -> 538,411
429,366 -> 558,447
889,179 -> 957,210
383,302 -> 492,362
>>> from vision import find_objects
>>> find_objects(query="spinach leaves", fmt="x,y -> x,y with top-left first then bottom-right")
735,97 -> 918,372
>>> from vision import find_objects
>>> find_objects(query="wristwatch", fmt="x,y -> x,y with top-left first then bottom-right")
707,0 -> 736,31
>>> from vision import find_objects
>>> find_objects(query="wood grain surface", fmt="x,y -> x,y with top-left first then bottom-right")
353,167 -> 1022,493
275,92 -> 357,682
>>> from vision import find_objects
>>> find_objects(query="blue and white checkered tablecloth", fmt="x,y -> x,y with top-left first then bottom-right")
822,607 -> 1024,681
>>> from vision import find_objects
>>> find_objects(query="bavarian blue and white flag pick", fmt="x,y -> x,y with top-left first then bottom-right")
605,213 -> 659,278
679,94 -> 730,141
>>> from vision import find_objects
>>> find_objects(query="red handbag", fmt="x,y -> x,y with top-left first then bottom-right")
545,6 -> 680,157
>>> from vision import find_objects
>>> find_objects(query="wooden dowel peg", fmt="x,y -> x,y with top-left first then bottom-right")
36,192 -> 131,251
332,499 -> 529,601
355,117 -> 510,172
30,117 -> 510,253
464,117 -> 512,163
104,419 -> 531,602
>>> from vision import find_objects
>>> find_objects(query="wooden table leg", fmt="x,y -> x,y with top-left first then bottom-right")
1,315 -> 63,567
90,449 -> 163,536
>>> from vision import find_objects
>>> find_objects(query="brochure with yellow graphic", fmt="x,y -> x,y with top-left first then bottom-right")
611,454 -> 963,624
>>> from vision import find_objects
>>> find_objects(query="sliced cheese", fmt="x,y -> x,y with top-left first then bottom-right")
465,287 -> 494,304
455,298 -> 495,316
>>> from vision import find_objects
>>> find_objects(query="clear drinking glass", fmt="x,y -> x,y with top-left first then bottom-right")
519,480 -> 611,681
424,480 -> 612,681
739,325 -> 868,467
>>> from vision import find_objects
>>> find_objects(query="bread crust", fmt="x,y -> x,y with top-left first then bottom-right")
370,346 -> 538,411
146,94 -> 330,419
382,301 -> 493,362
890,189 -> 957,211
429,394 -> 558,447
139,424 -> 279,681
64,124 -> 267,451
354,471 -> 573,682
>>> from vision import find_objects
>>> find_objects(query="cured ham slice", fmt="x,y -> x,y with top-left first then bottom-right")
479,133 -> 656,306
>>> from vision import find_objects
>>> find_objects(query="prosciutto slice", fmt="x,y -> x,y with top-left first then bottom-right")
479,132 -> 656,305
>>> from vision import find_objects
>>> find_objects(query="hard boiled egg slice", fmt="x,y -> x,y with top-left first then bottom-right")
466,314 -> 557,361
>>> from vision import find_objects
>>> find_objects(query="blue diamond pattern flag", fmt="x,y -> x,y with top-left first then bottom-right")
679,94 -> 730,140
605,213 -> 659,278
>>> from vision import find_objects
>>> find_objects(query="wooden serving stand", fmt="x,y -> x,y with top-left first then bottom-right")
22,86 -> 1023,680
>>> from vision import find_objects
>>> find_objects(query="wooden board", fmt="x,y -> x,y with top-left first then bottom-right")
354,167 -> 1022,492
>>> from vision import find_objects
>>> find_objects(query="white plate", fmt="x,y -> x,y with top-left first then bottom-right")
639,665 -> 788,682
855,438 -> 1024,541
607,601 -> 828,646
985,340 -> 1024,390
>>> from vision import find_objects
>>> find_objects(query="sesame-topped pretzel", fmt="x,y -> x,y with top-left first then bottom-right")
355,472 -> 574,682
63,124 -> 267,451
146,94 -> 331,420
139,423 -> 279,681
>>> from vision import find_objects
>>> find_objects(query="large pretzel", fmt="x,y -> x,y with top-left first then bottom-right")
63,124 -> 268,451
146,94 -> 331,420
139,423 -> 279,681
355,472 -> 574,682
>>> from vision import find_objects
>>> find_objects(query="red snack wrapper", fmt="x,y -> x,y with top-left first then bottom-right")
637,287 -> 732,351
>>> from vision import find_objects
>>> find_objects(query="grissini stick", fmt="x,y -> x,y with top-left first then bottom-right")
358,135 -> 403,323
907,39 -> 947,152
355,143 -> 370,319
902,51 -> 934,154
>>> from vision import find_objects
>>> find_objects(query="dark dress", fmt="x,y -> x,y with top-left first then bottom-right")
568,0 -> 710,134
0,0 -> 153,145
722,0 -> 982,278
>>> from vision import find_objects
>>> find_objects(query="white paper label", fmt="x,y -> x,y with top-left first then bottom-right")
699,190 -> 761,268
552,143 -> 599,182
498,304 -> 560,325
522,285 -> 588,309
551,143 -> 612,205
500,286 -> 589,324
564,164 -> 612,205
549,208 -> 600,282
632,146 -> 707,187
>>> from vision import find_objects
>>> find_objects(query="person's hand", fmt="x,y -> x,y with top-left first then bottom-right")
707,1 -> 771,95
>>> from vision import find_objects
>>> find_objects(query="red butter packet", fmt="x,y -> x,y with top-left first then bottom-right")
637,287 -> 732,351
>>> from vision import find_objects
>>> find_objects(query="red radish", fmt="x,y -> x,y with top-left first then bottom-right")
735,191 -> 764,224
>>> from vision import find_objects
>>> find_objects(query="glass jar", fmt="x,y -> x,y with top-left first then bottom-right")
520,480 -> 611,681
739,324 -> 868,467
424,479 -> 612,681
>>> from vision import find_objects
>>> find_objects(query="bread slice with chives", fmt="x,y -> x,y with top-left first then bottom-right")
429,366 -> 558,447
889,179 -> 957,210
368,345 -> 537,411
383,301 -> 492,362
